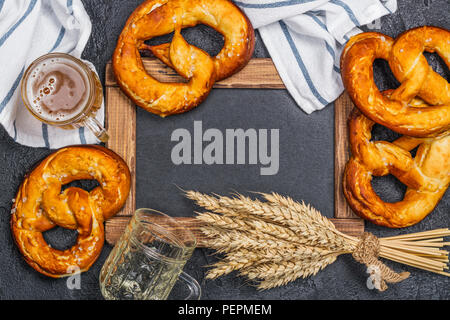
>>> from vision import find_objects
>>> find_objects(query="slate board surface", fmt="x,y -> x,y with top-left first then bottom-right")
0,0 -> 449,300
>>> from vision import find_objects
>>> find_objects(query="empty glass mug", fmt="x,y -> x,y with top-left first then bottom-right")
21,53 -> 108,142
99,209 -> 201,300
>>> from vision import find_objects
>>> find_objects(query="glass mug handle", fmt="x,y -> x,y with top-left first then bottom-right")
81,116 -> 109,143
178,271 -> 202,300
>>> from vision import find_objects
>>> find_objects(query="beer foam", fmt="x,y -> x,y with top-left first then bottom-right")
26,57 -> 90,122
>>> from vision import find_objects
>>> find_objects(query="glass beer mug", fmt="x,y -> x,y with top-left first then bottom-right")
21,53 -> 108,142
100,209 -> 201,300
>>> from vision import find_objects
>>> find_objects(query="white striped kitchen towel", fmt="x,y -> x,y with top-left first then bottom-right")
0,0 -> 104,149
235,0 -> 397,114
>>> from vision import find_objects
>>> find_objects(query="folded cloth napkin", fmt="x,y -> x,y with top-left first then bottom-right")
0,0 -> 103,149
235,0 -> 397,114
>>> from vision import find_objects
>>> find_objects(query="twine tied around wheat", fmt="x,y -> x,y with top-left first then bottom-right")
186,191 -> 449,291
353,232 -> 410,291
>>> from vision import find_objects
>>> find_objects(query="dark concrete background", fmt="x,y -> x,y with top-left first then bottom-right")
0,0 -> 449,300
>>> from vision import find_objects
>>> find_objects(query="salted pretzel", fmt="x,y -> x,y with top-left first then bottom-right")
341,26 -> 450,138
10,146 -> 131,278
343,107 -> 450,228
113,0 -> 255,117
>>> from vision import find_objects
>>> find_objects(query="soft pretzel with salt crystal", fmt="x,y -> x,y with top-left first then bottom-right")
341,26 -> 450,138
344,108 -> 450,228
11,146 -> 131,278
113,0 -> 255,117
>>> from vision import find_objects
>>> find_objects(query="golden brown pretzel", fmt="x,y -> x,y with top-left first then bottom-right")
113,0 -> 255,117
343,108 -> 450,228
341,26 -> 450,138
10,146 -> 131,278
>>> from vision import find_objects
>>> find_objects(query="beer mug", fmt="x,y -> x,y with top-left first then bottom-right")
21,53 -> 108,142
99,209 -> 201,300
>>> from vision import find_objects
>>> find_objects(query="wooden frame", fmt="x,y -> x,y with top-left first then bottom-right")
104,58 -> 364,246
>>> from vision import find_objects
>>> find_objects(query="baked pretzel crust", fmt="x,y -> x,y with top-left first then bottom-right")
11,146 -> 131,278
113,0 -> 255,117
341,26 -> 450,138
343,109 -> 450,228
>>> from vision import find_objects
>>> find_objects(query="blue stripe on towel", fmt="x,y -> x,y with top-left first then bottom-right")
50,27 -> 66,52
384,3 -> 393,14
234,0 -> 315,9
0,67 -> 25,114
0,0 -> 5,14
332,64 -> 340,73
309,10 -> 324,16
279,21 -> 329,106
42,124 -> 50,148
67,0 -> 74,17
330,0 -> 360,26
79,127 -> 86,144
13,120 -> 17,141
0,0 -> 38,48
304,13 -> 340,73
304,11 -> 327,30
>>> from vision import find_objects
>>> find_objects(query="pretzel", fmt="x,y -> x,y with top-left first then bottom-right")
343,108 -> 450,228
341,26 -> 450,138
113,0 -> 255,117
10,146 -> 131,278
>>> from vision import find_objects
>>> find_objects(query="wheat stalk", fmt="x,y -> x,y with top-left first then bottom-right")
189,191 -> 352,251
187,191 -> 450,290
256,255 -> 339,290
201,226 -> 299,252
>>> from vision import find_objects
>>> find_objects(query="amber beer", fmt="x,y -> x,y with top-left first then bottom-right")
21,53 -> 108,142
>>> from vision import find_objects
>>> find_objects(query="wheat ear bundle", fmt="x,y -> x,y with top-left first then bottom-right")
186,191 -> 450,291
